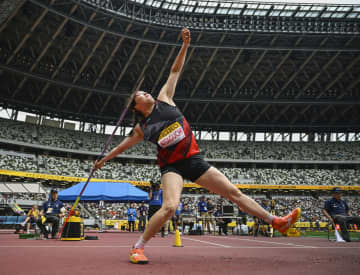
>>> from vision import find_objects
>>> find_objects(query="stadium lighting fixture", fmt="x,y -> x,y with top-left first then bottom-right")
306,12 -> 321,17
347,13 -> 359,18
184,6 -> 194,12
338,7 -> 351,11
247,4 -> 259,9
228,9 -> 241,15
259,4 -> 272,9
203,8 -> 216,14
280,11 -> 294,17
220,3 -> 232,8
232,3 -> 245,8
331,12 -> 346,18
178,5 -> 186,11
182,0 -> 196,5
217,8 -> 229,15
254,10 -> 268,16
273,4 -> 286,10
321,12 -> 332,17
269,10 -> 281,16
195,7 -> 205,13
310,6 -> 325,11
198,1 -> 208,7
294,11 -> 306,17
244,9 -> 255,16
152,1 -> 162,8
168,4 -> 178,10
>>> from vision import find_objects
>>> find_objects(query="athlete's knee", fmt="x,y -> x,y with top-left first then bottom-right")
161,204 -> 177,218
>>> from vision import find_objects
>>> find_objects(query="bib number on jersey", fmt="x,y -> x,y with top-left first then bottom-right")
158,122 -> 185,148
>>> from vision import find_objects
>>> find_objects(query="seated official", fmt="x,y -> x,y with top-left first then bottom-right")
253,199 -> 270,237
21,204 -> 39,234
214,205 -> 228,235
137,201 -> 148,233
237,207 -> 248,226
323,187 -> 360,242
37,189 -> 65,239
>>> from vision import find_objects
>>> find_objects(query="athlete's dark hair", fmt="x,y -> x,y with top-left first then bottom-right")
127,92 -> 145,135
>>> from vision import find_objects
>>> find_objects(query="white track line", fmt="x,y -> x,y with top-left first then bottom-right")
0,245 -> 359,249
207,236 -> 317,248
170,236 -> 234,248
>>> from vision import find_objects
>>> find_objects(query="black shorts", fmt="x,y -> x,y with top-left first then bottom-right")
160,154 -> 211,182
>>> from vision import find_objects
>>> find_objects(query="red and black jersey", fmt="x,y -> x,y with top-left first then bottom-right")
139,100 -> 200,167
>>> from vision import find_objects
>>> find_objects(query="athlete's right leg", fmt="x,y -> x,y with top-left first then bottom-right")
130,172 -> 183,264
143,172 -> 183,241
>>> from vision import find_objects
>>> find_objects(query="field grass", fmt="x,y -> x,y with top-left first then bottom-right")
304,230 -> 360,239
271,230 -> 360,239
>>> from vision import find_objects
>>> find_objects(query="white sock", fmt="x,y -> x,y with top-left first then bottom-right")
264,214 -> 275,224
134,236 -> 147,249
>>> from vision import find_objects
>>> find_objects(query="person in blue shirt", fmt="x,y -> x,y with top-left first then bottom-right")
127,203 -> 137,232
197,196 -> 211,233
171,202 -> 183,232
36,188 -> 65,239
323,187 -> 360,242
148,183 -> 162,220
148,182 -> 168,236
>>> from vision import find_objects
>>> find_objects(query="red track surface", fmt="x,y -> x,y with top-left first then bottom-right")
1,231 -> 359,275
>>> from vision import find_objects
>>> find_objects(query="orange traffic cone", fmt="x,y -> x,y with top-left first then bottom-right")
173,229 -> 183,247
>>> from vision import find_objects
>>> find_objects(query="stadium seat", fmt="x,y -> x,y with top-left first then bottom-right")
18,216 -> 26,224
0,216 -> 7,224
6,216 -> 18,225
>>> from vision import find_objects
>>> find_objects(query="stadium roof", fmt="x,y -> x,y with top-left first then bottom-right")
0,0 -> 359,132
94,0 -> 360,19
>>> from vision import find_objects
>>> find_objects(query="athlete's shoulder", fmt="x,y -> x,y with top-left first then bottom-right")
156,99 -> 176,107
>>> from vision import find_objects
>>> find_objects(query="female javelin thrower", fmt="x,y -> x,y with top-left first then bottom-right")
94,28 -> 301,264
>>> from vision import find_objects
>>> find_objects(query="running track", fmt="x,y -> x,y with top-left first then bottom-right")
0,232 -> 359,275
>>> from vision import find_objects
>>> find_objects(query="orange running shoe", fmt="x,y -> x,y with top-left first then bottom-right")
129,248 -> 148,264
272,208 -> 301,235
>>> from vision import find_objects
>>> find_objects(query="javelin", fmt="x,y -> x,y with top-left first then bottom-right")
57,77 -> 145,239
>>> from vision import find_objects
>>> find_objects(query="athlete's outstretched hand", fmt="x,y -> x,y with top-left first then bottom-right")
94,158 -> 105,171
182,28 -> 190,45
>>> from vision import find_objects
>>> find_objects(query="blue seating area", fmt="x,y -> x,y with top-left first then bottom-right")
0,216 -> 26,227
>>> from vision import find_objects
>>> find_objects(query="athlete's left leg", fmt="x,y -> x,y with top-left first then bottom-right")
195,167 -> 300,233
196,167 -> 271,221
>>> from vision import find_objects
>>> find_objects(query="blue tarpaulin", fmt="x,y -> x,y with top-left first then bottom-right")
58,181 -> 149,202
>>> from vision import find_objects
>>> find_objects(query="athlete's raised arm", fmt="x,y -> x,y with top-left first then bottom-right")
94,124 -> 144,171
157,28 -> 190,105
